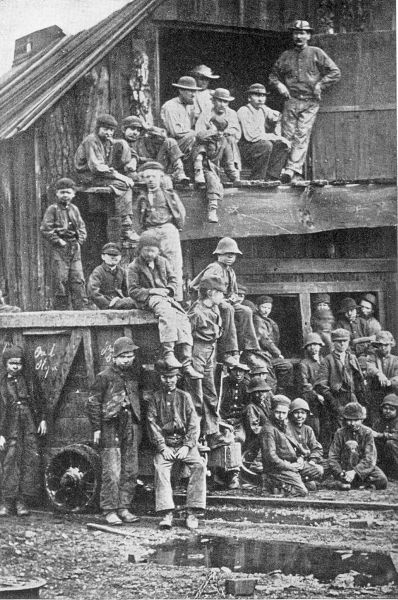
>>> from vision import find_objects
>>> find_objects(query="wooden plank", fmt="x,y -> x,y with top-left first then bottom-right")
0,309 -> 157,329
319,104 -> 396,113
178,184 -> 397,240
193,258 -> 397,276
33,126 -> 46,310
49,329 -> 83,414
242,282 -> 385,294
299,293 -> 311,336
0,141 -> 18,305
82,329 -> 95,387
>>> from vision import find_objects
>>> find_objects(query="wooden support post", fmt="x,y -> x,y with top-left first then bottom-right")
82,329 -> 95,388
153,26 -> 161,123
299,293 -> 312,338
49,329 -> 83,415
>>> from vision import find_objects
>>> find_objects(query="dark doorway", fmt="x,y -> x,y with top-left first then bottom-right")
158,25 -> 291,112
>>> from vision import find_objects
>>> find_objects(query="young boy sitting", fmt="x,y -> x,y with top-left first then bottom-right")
0,346 -> 47,517
127,231 -> 201,379
328,402 -> 388,490
87,243 -> 136,310
190,237 -> 260,365
372,393 -> 398,480
147,360 -> 206,530
287,398 -> 324,491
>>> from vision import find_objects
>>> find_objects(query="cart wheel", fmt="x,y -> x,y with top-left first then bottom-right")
240,446 -> 263,486
45,444 -> 101,513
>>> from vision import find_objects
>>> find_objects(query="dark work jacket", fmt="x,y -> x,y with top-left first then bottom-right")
286,422 -> 323,462
87,263 -> 129,309
127,255 -> 178,307
0,372 -> 47,437
373,415 -> 398,441
297,356 -> 323,415
40,203 -> 87,246
138,188 -> 186,231
87,364 -> 141,432
314,351 -> 364,412
190,261 -> 238,298
260,417 -> 299,473
147,388 -> 198,452
252,311 -> 281,358
328,424 -> 377,479
219,376 -> 248,425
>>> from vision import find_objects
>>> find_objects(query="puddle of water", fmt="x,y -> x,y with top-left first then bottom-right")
149,536 -> 397,586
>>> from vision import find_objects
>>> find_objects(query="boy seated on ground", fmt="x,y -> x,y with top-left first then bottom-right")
243,377 -> 273,473
127,231 -> 201,379
328,402 -> 388,490
372,393 -> 398,480
147,360 -> 206,530
113,116 -> 189,185
287,398 -> 324,491
260,395 -> 310,497
87,243 -> 136,310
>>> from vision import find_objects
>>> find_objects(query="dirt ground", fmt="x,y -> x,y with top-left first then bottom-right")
1,483 -> 398,600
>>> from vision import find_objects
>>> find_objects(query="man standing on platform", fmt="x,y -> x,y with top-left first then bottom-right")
269,20 -> 340,184
87,336 -> 142,526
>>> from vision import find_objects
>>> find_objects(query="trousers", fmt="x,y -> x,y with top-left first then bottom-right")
51,241 -> 87,310
146,295 -> 192,346
154,446 -> 206,512
148,223 -> 183,301
2,405 -> 41,502
188,341 -> 219,436
240,139 -> 289,180
218,301 -> 260,355
100,410 -> 141,512
281,97 -> 320,175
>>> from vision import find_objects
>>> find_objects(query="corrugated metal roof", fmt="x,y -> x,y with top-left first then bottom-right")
0,0 -> 165,139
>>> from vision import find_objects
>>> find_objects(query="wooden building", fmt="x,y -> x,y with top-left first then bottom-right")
0,0 -> 396,335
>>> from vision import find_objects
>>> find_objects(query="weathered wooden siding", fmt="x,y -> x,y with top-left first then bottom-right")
311,31 -> 396,180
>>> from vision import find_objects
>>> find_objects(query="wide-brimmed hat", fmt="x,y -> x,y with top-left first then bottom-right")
339,297 -> 358,313
247,83 -> 267,95
213,88 -> 234,102
289,20 -> 313,32
113,336 -> 139,357
230,362 -> 250,372
191,64 -> 220,79
331,328 -> 350,342
247,376 -> 272,394
302,332 -> 324,348
172,76 -> 201,90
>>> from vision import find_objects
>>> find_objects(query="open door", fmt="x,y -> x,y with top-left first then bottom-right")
310,31 -> 396,181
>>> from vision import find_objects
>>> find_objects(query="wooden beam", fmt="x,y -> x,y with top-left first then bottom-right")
49,329 -> 83,414
299,293 -> 311,337
319,104 -> 396,113
82,329 -> 95,388
194,258 -> 397,276
240,281 -> 386,295
0,309 -> 157,329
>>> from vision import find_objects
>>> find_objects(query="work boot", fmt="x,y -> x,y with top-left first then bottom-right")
118,509 -> 140,523
104,511 -> 123,526
0,502 -> 13,517
280,168 -> 294,184
228,473 -> 241,490
121,215 -> 140,243
15,500 -> 30,517
335,481 -> 351,491
304,481 -> 318,492
186,513 -> 199,530
194,169 -> 206,185
177,344 -> 203,379
159,511 -> 173,530
207,208 -> 218,223
172,159 -> 190,185
162,342 -> 183,369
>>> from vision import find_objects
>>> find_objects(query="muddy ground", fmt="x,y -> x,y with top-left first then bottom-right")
1,484 -> 398,599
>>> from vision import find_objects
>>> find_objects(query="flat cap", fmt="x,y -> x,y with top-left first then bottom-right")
302,332 -> 324,348
372,330 -> 395,347
331,328 -> 350,341
96,113 -> 118,128
155,359 -> 180,376
122,115 -> 144,129
342,402 -> 366,420
55,177 -> 76,190
247,83 -> 267,95
3,345 -> 24,364
360,293 -> 377,307
139,160 -> 164,172
339,297 -> 358,313
247,376 -> 271,393
272,394 -> 291,409
313,293 -> 330,305
113,336 -> 139,356
102,242 -> 121,256
257,295 -> 273,306
382,394 -> 398,408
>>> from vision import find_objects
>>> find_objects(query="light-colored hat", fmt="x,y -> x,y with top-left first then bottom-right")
302,333 -> 324,348
191,64 -> 220,79
213,237 -> 242,255
213,88 -> 235,102
289,398 -> 310,413
289,20 -> 313,31
172,76 -> 201,90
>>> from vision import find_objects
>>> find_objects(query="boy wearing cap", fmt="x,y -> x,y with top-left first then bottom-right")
87,243 -> 136,310
372,394 -> 398,479
253,295 -> 293,394
245,376 -> 273,443
127,232 -> 201,379
161,76 -> 207,184
358,294 -> 382,338
187,276 -> 225,443
87,336 -> 142,525
74,113 -> 138,243
336,297 -> 369,356
115,116 -> 189,184
40,177 -> 88,310
314,329 -> 365,438
147,360 -> 206,530
137,161 -> 186,301
298,332 -> 326,440
328,402 -> 387,490
366,331 -> 398,426
237,83 -> 290,181
0,346 -> 47,517
191,64 -> 220,120
190,237 -> 261,362
260,395 -> 309,496
269,20 -> 340,184
287,398 -> 324,490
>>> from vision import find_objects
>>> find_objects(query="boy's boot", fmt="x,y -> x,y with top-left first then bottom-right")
193,155 -> 206,186
162,342 -> 182,369
207,196 -> 218,223
172,159 -> 190,184
177,343 -> 203,379
121,215 -> 140,243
